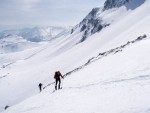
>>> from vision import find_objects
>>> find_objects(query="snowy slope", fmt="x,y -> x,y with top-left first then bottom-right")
0,0 -> 150,113
2,35 -> 150,113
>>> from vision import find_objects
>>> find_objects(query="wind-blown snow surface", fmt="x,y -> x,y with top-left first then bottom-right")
2,36 -> 150,113
0,0 -> 150,113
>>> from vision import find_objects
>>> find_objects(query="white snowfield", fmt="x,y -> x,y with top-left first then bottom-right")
0,0 -> 150,113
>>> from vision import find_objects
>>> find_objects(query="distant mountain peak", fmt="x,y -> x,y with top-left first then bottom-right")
103,0 -> 145,11
103,0 -> 130,10
0,26 -> 67,42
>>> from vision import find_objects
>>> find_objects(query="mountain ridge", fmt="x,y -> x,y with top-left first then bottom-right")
70,0 -> 145,43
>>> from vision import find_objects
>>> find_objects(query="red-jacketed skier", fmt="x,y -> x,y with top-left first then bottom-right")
54,71 -> 64,90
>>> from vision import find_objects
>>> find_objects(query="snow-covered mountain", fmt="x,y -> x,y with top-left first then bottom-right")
0,0 -> 150,113
20,26 -> 68,42
70,0 -> 145,43
0,26 -> 69,53
0,35 -> 39,54
103,0 -> 145,10
0,26 -> 67,42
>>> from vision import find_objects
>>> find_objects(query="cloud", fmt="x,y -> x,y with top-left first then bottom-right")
0,0 -> 105,31
10,0 -> 41,12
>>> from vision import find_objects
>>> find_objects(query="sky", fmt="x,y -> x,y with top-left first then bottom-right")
0,0 -> 105,31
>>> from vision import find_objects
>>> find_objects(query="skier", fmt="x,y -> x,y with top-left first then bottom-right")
4,105 -> 9,110
54,71 -> 64,90
38,83 -> 43,92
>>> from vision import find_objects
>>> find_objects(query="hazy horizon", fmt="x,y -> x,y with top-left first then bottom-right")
0,0 -> 105,31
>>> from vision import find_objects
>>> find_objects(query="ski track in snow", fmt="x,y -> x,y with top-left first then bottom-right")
0,44 -> 48,70
20,105 -> 44,113
0,75 -> 7,79
64,74 -> 150,90
24,46 -> 48,60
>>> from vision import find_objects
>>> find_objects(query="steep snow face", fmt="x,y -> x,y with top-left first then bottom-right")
78,8 -> 103,42
103,0 -> 145,10
75,7 -> 111,43
0,26 -> 67,42
70,7 -> 110,43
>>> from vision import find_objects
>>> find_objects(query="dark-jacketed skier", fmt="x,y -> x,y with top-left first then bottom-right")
54,71 -> 64,90
38,83 -> 43,92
